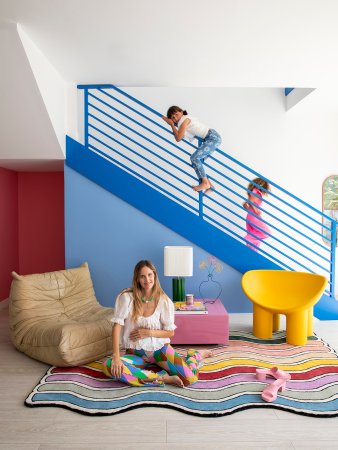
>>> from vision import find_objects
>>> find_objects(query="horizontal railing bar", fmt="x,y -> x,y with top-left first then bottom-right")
210,148 -> 334,222
205,159 -> 332,233
207,169 -> 331,252
100,85 -> 163,118
88,111 -> 194,181
78,84 -> 114,89
88,85 -> 200,151
203,202 -> 330,272
99,86 -> 220,152
88,129 -> 197,205
242,187 -> 331,236
96,90 -> 193,157
204,208 -> 322,275
89,92 -> 193,161
87,142 -> 199,214
88,103 -> 193,175
203,213 -> 297,272
205,184 -> 331,260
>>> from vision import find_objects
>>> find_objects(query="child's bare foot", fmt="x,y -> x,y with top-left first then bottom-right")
192,181 -> 209,192
161,374 -> 184,387
204,181 -> 216,195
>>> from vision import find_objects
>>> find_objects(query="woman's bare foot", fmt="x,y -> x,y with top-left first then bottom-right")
201,350 -> 213,358
161,374 -> 184,387
141,377 -> 164,386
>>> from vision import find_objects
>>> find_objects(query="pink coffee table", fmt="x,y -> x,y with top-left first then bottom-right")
171,298 -> 229,345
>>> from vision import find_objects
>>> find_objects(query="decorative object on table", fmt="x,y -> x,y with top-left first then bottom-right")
164,246 -> 193,302
199,255 -> 223,303
26,330 -> 338,417
174,301 -> 208,315
185,294 -> 194,305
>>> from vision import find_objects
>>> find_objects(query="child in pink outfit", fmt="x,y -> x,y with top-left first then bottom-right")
243,178 -> 271,251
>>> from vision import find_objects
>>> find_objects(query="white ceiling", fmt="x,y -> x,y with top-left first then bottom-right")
1,0 -> 338,171
2,0 -> 338,87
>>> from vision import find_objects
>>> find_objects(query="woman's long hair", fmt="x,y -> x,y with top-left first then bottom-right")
121,260 -> 167,321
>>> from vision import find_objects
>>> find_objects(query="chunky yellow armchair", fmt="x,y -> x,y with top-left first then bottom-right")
241,270 -> 327,346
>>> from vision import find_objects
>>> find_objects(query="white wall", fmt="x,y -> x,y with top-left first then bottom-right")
18,25 -> 66,154
0,22 -> 64,164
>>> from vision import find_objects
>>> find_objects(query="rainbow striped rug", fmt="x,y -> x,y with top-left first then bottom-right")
25,331 -> 338,417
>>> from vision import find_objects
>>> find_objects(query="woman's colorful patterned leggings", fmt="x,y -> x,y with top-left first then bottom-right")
102,344 -> 203,387
190,129 -> 222,179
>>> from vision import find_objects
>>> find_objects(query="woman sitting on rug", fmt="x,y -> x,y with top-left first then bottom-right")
102,260 -> 211,387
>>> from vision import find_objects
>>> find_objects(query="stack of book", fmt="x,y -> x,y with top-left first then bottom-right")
174,301 -> 208,314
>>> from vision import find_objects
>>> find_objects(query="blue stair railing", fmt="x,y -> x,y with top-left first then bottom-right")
77,84 -> 337,300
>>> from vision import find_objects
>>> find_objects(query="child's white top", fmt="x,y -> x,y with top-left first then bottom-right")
111,292 -> 176,351
177,115 -> 209,142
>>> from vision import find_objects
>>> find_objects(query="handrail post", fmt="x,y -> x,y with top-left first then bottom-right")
330,220 -> 337,298
84,88 -> 89,148
199,192 -> 203,218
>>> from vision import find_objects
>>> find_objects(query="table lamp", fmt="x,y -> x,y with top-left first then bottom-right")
164,246 -> 193,302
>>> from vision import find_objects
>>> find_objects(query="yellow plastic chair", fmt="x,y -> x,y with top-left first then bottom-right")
241,270 -> 327,346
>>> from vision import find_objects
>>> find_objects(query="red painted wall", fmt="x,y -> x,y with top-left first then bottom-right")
18,172 -> 65,275
0,168 -> 19,300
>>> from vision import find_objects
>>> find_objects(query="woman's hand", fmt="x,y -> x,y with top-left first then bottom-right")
162,116 -> 174,126
110,356 -> 125,379
129,328 -> 152,341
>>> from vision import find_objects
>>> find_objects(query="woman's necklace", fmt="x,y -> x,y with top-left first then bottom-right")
141,296 -> 154,304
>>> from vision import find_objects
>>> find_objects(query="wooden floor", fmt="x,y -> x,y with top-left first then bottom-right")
2,303 -> 338,450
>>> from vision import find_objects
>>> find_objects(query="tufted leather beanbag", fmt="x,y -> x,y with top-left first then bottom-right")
9,262 -> 114,366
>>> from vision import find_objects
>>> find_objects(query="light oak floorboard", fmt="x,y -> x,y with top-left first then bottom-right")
38,443 -> 295,450
0,419 -> 166,444
292,443 -> 338,450
0,446 -> 39,450
167,418 -> 338,442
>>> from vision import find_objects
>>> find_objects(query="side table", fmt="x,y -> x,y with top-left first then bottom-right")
171,298 -> 229,345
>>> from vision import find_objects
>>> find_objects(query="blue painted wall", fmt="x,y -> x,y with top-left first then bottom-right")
65,165 -> 251,312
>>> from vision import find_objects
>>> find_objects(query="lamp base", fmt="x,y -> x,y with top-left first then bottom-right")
172,278 -> 185,302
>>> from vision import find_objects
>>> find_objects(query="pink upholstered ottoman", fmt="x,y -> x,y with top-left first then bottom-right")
171,299 -> 229,345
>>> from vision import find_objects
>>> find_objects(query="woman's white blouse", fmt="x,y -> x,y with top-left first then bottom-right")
111,292 -> 177,351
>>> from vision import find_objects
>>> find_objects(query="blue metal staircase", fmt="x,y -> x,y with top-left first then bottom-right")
66,84 -> 338,319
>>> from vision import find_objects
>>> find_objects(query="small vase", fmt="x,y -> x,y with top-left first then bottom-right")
199,274 -> 222,303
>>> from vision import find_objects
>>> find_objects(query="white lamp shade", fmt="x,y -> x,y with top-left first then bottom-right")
164,246 -> 193,277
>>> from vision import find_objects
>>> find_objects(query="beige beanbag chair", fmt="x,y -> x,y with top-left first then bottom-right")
9,262 -> 114,366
